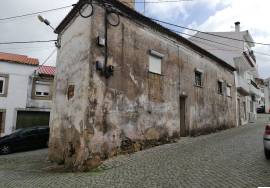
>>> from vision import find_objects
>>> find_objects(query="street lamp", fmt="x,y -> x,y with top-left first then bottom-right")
37,15 -> 61,48
37,15 -> 55,31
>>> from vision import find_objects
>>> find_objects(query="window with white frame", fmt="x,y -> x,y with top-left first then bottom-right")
227,84 -> 232,97
149,50 -> 163,75
149,55 -> 162,74
34,80 -> 51,98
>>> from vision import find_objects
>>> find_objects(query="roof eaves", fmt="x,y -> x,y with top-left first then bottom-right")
55,0 -> 236,72
0,59 -> 39,66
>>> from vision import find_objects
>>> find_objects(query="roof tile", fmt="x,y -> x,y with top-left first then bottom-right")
38,65 -> 56,76
0,52 -> 39,66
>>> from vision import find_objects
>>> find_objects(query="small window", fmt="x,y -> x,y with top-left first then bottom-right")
0,76 -> 8,97
33,79 -> 52,99
36,92 -> 42,96
67,85 -> 75,100
217,81 -> 223,94
149,55 -> 162,75
227,85 -> 232,97
195,71 -> 203,87
0,78 -> 4,95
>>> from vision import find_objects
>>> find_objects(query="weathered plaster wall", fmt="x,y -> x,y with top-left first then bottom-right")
48,8 -> 92,167
49,3 -> 237,170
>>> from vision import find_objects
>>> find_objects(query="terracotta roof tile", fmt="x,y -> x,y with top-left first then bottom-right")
0,52 -> 39,66
38,65 -> 56,76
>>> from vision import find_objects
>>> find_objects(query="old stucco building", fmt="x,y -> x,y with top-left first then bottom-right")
49,0 -> 237,170
190,23 -> 264,125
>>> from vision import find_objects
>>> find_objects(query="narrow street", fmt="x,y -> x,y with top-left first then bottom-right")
1,115 -> 270,188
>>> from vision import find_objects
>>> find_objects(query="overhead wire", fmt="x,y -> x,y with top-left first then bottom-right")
0,1 -> 269,58
0,5 -> 73,22
0,40 -> 56,45
0,45 -> 55,51
0,1 -> 269,46
169,29 -> 270,57
0,1 -> 191,22
39,48 -> 57,68
151,18 -> 270,46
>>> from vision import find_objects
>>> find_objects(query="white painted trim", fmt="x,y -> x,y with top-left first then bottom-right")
149,50 -> 164,58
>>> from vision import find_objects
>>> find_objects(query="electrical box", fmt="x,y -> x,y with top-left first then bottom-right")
96,60 -> 104,71
98,36 -> 105,46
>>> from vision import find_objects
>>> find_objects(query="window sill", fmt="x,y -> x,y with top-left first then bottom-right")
194,84 -> 203,88
31,96 -> 52,100
148,71 -> 164,76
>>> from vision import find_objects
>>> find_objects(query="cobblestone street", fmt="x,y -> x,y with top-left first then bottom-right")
1,115 -> 270,188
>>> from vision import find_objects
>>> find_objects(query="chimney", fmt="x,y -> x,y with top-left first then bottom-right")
118,0 -> 135,9
235,21 -> 240,32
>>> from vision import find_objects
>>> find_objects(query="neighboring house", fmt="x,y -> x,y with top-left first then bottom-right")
0,52 -> 55,137
190,22 -> 264,126
49,0 -> 237,170
264,77 -> 270,113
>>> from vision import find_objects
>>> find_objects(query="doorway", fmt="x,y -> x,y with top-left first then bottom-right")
180,96 -> 188,137
0,110 -> 6,134
237,99 -> 241,126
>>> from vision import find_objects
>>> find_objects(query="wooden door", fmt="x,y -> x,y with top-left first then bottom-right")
180,96 -> 188,137
0,112 -> 3,133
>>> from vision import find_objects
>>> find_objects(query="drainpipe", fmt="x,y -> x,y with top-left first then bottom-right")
104,9 -> 108,72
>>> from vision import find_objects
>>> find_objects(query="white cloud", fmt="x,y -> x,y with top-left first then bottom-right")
0,0 -> 269,78
146,0 -> 270,78
195,0 -> 270,78
145,0 -> 231,20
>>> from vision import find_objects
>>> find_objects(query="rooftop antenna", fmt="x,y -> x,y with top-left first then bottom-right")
144,0 -> 146,14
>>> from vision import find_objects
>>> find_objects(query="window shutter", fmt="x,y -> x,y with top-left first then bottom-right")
223,81 -> 227,96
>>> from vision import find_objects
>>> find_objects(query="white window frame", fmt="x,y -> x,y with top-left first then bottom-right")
227,84 -> 232,97
149,50 -> 164,75
32,78 -> 52,100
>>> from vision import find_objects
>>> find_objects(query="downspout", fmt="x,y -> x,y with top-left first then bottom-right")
104,9 -> 108,73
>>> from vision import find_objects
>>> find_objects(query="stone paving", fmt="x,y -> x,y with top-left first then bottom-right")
1,115 -> 270,188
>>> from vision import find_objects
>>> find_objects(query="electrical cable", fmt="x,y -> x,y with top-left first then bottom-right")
0,45 -> 55,51
38,48 -> 57,68
0,40 -> 56,45
0,5 -> 73,21
0,1 -> 192,22
0,0 -> 269,58
170,29 -> 270,57
1,1 -> 268,46
151,18 -> 270,46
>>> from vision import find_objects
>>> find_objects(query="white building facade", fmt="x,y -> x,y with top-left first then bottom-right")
0,52 -> 55,137
265,78 -> 270,114
190,22 -> 264,126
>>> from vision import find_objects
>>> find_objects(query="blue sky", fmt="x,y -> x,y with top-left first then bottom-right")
0,0 -> 269,78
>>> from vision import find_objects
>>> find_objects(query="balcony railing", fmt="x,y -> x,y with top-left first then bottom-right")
237,77 -> 264,98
